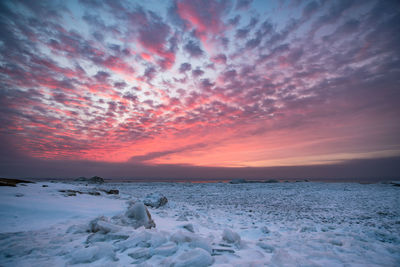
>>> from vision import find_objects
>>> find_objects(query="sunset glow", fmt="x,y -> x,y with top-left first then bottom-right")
1,0 -> 399,178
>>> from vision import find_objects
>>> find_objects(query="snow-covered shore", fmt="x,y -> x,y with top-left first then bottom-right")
0,181 -> 399,266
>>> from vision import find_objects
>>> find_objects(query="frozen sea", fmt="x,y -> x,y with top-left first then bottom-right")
0,181 -> 399,266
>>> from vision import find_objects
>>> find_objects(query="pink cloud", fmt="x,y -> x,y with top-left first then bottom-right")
176,0 -> 230,50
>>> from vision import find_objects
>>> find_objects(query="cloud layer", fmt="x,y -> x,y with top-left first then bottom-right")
0,0 -> 399,177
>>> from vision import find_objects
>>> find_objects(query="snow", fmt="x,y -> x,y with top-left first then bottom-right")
0,182 -> 125,233
0,181 -> 399,266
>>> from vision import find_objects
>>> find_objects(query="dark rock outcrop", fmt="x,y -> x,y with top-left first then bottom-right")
0,178 -> 34,187
59,189 -> 102,197
390,181 -> 400,187
229,179 -> 247,184
102,189 -> 119,195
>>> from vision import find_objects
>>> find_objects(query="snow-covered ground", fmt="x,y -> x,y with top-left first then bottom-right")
0,181 -> 399,266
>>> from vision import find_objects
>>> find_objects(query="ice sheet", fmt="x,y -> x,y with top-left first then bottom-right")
0,181 -> 399,266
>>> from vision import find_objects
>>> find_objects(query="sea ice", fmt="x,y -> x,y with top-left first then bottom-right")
0,181 -> 399,266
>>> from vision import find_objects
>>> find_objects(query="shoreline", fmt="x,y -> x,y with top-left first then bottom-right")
3,176 -> 398,184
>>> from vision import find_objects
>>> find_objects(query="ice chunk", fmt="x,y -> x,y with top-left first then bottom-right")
66,224 -> 87,234
257,241 -> 274,253
171,231 -> 194,243
190,238 -> 212,253
116,231 -> 152,251
88,216 -> 120,234
270,249 -> 294,267
128,247 -> 151,260
261,226 -> 270,234
222,228 -> 241,244
174,248 -> 213,267
68,243 -> 117,264
177,214 -> 189,221
128,241 -> 178,260
170,231 -> 212,253
152,242 -> 178,256
125,202 -> 156,229
148,232 -> 168,247
86,232 -> 129,243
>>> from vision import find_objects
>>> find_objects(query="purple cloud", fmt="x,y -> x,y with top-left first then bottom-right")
183,40 -> 204,57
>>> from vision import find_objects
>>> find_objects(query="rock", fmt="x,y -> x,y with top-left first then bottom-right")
295,180 -> 309,183
59,189 -> 102,197
229,179 -> 247,184
125,202 -> 156,229
173,248 -> 213,267
88,191 -> 101,196
42,184 -> 48,187
0,178 -> 34,187
59,189 -> 81,196
143,193 -> 168,208
181,223 -> 195,233
89,176 -> 104,183
74,176 -> 104,184
103,189 -> 119,195
264,179 -> 279,183
390,181 -> 400,187
211,248 -> 235,256
222,228 -> 241,244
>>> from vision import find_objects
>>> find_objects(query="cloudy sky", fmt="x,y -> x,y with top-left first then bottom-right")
0,0 -> 399,179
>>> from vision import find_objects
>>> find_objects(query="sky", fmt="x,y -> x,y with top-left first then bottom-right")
0,0 -> 399,180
